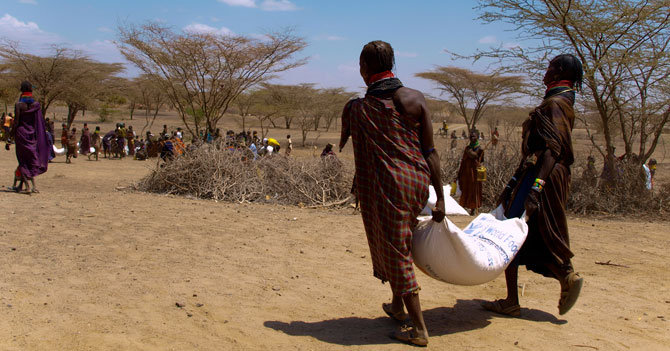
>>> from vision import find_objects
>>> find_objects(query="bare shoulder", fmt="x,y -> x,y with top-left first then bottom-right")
393,87 -> 426,115
343,97 -> 362,110
14,101 -> 28,115
394,86 -> 426,103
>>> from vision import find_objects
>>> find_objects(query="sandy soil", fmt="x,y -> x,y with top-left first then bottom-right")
1,111 -> 669,350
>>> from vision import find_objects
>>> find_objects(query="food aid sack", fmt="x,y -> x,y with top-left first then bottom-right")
421,185 -> 469,216
412,206 -> 528,286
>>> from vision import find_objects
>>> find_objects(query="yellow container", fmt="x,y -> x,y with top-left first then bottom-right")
476,166 -> 487,182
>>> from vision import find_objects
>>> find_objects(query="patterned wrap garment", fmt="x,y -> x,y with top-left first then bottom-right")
341,79 -> 430,295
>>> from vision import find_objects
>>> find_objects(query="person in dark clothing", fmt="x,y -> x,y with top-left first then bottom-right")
484,54 -> 585,317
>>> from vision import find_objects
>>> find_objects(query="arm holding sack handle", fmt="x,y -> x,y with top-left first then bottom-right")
417,94 -> 445,222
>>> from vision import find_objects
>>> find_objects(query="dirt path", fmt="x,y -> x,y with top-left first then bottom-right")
0,150 -> 668,350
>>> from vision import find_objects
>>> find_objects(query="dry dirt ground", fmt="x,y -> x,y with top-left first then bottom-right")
1,110 -> 669,350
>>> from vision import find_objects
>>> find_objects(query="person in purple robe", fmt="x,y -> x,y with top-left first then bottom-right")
80,122 -> 91,156
10,81 -> 49,193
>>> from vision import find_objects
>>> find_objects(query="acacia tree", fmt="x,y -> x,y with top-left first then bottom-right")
0,79 -> 14,114
259,83 -> 312,143
0,41 -> 88,116
416,67 -> 524,132
233,91 -> 257,131
118,22 -> 307,138
126,75 -> 166,135
425,98 -> 454,124
61,61 -> 125,128
244,88 -> 282,138
316,88 -> 354,131
473,0 -> 670,163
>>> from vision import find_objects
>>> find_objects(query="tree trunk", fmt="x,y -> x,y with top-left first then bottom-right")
325,115 -> 336,132
66,104 -> 79,129
40,98 -> 48,117
129,101 -> 136,120
313,115 -> 320,131
259,118 -> 267,139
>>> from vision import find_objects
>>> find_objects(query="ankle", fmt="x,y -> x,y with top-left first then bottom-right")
503,297 -> 519,306
413,326 -> 429,338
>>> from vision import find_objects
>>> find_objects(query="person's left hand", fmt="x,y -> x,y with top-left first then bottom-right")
432,198 -> 446,223
524,189 -> 541,218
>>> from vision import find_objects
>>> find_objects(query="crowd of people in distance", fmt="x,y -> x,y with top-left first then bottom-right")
50,121 -> 338,166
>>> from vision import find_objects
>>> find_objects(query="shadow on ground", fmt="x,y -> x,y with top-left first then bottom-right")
265,299 -> 567,346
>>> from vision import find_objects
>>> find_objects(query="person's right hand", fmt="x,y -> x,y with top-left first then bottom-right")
431,198 -> 446,223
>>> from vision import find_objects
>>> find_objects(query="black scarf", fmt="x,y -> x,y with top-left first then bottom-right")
366,78 -> 403,98
544,86 -> 576,104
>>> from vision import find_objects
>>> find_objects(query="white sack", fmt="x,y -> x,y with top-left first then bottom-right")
53,145 -> 65,156
412,206 -> 528,286
421,185 -> 469,216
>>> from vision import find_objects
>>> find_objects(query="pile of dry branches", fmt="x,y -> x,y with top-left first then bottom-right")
569,159 -> 670,216
136,144 -> 354,207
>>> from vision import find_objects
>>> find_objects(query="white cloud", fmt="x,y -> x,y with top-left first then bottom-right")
217,0 -> 298,11
260,0 -> 298,11
478,35 -> 497,44
218,0 -> 256,7
19,0 -> 38,4
396,51 -> 418,58
0,15 -> 131,74
0,13 -> 39,31
0,14 -> 60,44
73,40 -> 124,63
183,23 -> 234,36
97,26 -> 113,33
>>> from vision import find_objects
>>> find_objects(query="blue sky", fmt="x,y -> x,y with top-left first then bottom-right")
0,0 -> 519,96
